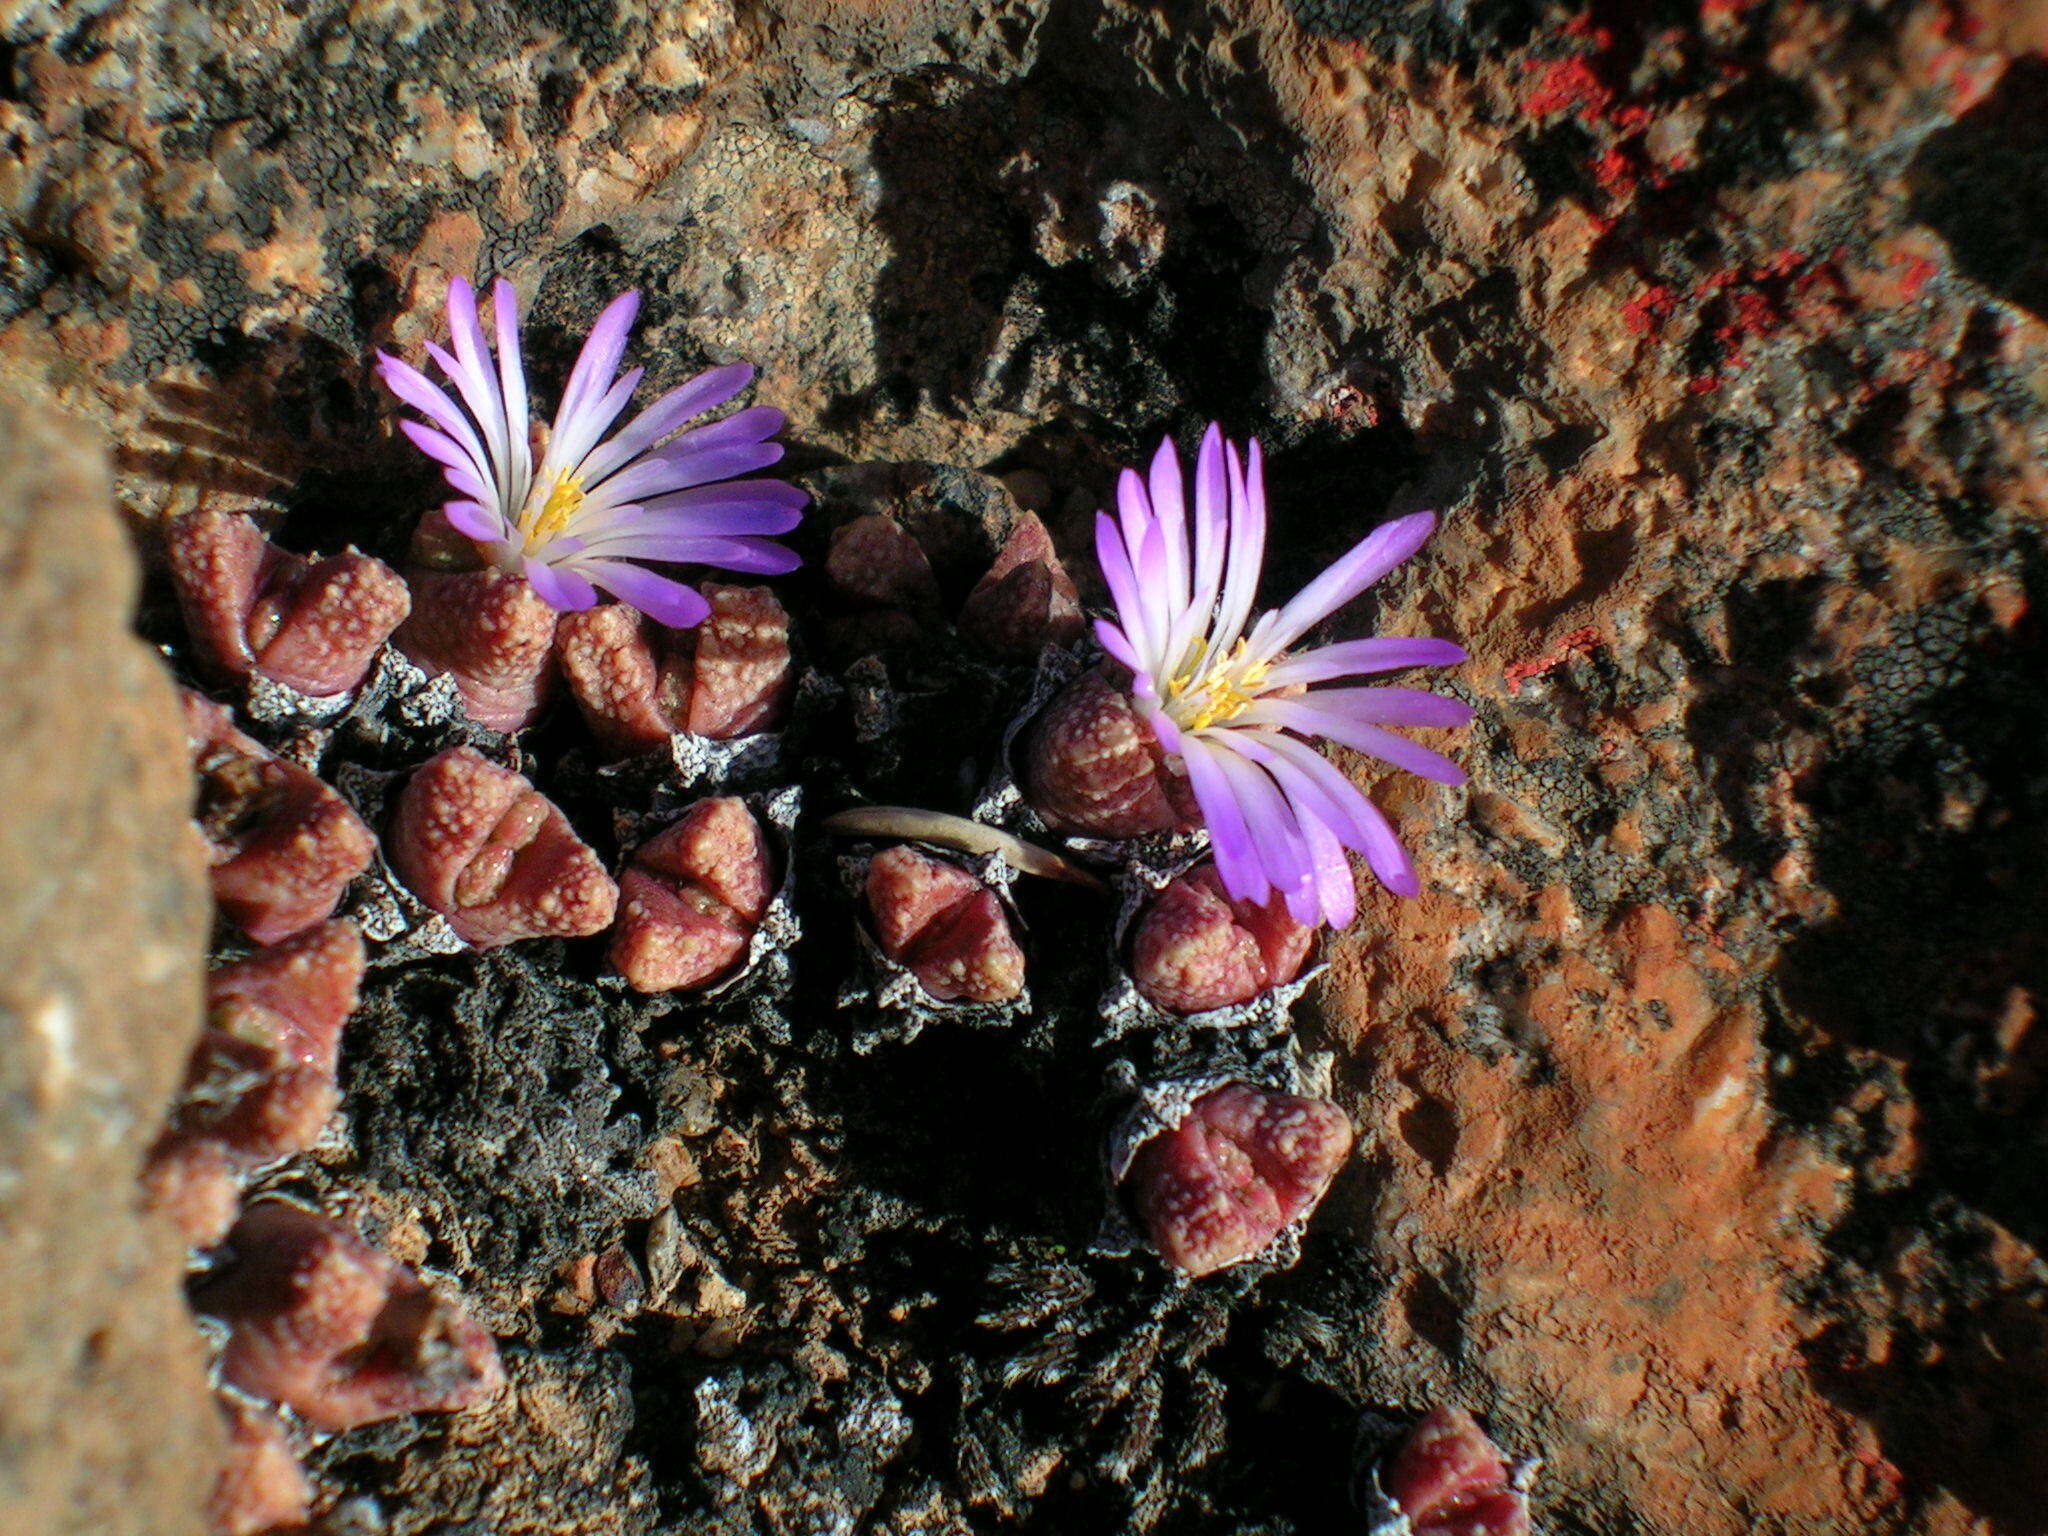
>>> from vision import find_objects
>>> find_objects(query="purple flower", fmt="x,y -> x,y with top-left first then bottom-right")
1095,425 -> 1470,924
377,278 -> 806,629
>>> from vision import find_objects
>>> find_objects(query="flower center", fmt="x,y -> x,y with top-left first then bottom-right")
522,473 -> 586,553
1165,640 -> 1272,732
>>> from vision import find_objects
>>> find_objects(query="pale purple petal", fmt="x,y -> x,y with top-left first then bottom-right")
522,556 -> 599,611
1208,438 -> 1263,662
1176,736 -> 1267,907
398,420 -> 492,491
1239,739 -> 1357,923
1147,434 -> 1190,610
443,498 -> 510,545
575,524 -> 800,574
1259,510 -> 1437,657
1239,733 -> 1376,853
1262,637 -> 1468,687
591,440 -> 786,506
1302,811 -> 1358,927
487,282 -> 535,511
379,353 -> 494,481
1095,618 -> 1144,677
1245,698 -> 1467,785
1208,743 -> 1315,914
586,406 -> 782,499
550,366 -> 645,484
441,282 -> 512,476
1352,795 -> 1420,897
611,502 -> 804,539
576,361 -> 756,484
1095,511 -> 1158,674
1139,699 -> 1183,755
1189,423 -> 1228,622
638,478 -> 809,518
1116,467 -> 1153,582
1284,686 -> 1475,730
571,558 -> 712,628
551,289 -> 640,441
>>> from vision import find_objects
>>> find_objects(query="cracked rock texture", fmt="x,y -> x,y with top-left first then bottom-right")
4,0 -> 2048,1533
0,389 -> 218,1536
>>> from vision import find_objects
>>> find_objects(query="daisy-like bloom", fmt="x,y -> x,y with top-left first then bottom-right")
377,278 -> 805,628
1094,425 -> 1470,926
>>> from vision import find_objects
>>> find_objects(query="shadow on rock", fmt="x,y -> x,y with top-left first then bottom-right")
1910,57 -> 2048,319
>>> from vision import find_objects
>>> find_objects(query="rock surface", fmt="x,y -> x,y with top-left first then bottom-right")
2,0 -> 2046,1533
0,390 -> 218,1535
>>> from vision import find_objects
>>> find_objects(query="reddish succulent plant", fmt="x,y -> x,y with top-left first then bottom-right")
1124,1082 -> 1353,1277
1021,668 -> 1195,838
166,508 -> 412,698
192,1201 -> 504,1432
827,513 -> 942,611
144,923 -> 365,1245
208,919 -> 365,1073
556,583 -> 794,756
864,844 -> 1026,1004
1383,1407 -> 1532,1536
1129,862 -> 1314,1014
609,797 -> 774,994
396,562 -> 560,732
958,512 -> 1085,661
184,691 -> 376,944
387,746 -> 617,948
208,1396 -> 311,1536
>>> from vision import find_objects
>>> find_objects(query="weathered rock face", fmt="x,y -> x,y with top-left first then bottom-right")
0,390 -> 217,1535
3,0 -> 2047,1533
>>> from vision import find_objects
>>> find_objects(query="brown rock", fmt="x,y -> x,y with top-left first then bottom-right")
0,389 -> 219,1534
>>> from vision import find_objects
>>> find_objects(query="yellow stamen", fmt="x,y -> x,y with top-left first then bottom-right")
1167,639 -> 1272,732
522,473 -> 585,552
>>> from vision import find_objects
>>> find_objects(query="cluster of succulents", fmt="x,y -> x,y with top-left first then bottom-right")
144,277 -> 1531,1533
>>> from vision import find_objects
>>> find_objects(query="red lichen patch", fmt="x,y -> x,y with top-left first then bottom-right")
396,567 -> 559,732
1021,669 -> 1190,837
166,508 -> 410,699
208,1396 -> 311,1536
388,747 -> 616,948
192,1201 -> 503,1433
864,844 -> 1025,1004
1124,1083 -> 1354,1278
609,797 -> 773,994
183,691 -> 375,944
557,585 -> 793,757
1129,863 -> 1313,1014
1383,1407 -> 1531,1536
1621,285 -> 1678,338
957,511 -> 1085,661
1504,626 -> 1604,694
